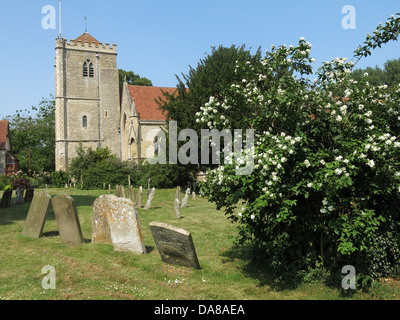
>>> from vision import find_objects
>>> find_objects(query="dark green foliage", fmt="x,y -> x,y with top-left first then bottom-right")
118,69 -> 152,88
10,178 -> 31,190
50,171 -> 70,188
136,163 -> 191,189
6,96 -> 55,173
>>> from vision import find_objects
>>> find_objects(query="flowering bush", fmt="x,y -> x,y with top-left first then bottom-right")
199,14 -> 400,283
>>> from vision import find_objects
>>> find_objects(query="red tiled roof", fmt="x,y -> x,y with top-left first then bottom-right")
127,85 -> 177,121
0,120 -> 9,150
74,32 -> 99,45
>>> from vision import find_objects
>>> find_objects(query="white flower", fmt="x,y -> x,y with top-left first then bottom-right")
307,182 -> 313,188
367,159 -> 375,168
320,160 -> 325,165
328,206 -> 334,212
250,214 -> 255,220
304,160 -> 311,168
322,199 -> 328,206
335,168 -> 343,175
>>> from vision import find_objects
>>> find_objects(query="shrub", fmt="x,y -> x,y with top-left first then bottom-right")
199,14 -> 400,285
136,163 -> 191,189
50,171 -> 70,188
11,177 -> 31,190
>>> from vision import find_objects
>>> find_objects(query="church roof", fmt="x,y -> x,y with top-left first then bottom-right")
127,85 -> 177,121
74,32 -> 99,45
0,120 -> 10,150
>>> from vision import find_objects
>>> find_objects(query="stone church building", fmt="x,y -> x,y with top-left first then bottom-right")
55,32 -> 176,171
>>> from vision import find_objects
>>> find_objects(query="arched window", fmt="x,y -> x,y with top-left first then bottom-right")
83,60 -> 94,78
83,116 -> 88,128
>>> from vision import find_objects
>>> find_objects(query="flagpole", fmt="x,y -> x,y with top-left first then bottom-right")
59,0 -> 62,39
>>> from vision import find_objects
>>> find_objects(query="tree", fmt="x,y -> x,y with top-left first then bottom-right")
118,69 -> 152,88
352,57 -> 400,87
156,45 -> 262,177
6,96 -> 55,174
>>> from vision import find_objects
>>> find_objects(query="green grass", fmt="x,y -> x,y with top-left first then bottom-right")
0,187 -> 400,300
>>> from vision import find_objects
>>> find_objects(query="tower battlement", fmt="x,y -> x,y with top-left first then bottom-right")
55,35 -> 117,53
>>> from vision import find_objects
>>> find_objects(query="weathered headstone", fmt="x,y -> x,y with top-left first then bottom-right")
149,222 -> 200,269
192,191 -> 196,200
144,187 -> 155,210
130,187 -> 136,203
138,186 -> 143,207
174,198 -> 180,219
181,188 -> 190,208
106,196 -> 146,254
115,185 -> 120,197
14,187 -> 25,205
52,195 -> 84,246
92,194 -> 113,244
108,184 -> 111,193
175,186 -> 181,201
24,188 -> 34,203
119,185 -> 126,198
0,189 -> 12,208
22,192 -> 52,238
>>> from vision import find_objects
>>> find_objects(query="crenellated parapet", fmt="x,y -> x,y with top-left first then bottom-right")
55,37 -> 117,53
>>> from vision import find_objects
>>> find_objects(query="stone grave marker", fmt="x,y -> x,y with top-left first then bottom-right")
181,188 -> 190,208
174,198 -> 181,219
24,188 -> 34,203
0,189 -> 12,208
106,196 -> 146,254
138,186 -> 143,207
115,185 -> 120,197
14,187 -> 25,205
149,222 -> 200,269
22,192 -> 52,238
92,194 -> 113,244
52,195 -> 84,246
144,187 -> 155,210
119,185 -> 126,198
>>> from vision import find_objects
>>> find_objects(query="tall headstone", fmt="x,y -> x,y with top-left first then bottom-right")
119,185 -> 126,199
52,195 -> 84,246
138,186 -> 143,208
175,186 -> 181,201
174,198 -> 180,219
0,189 -> 12,208
92,194 -> 113,244
107,196 -> 146,254
115,185 -> 120,197
144,187 -> 155,210
130,187 -> 136,203
181,188 -> 190,208
149,222 -> 200,269
22,192 -> 52,238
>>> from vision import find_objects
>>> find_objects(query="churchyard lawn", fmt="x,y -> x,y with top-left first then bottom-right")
0,187 -> 400,300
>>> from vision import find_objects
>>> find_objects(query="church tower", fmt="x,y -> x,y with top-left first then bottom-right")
55,33 -> 120,171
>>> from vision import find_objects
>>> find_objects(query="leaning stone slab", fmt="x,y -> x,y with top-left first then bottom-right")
92,194 -> 114,244
149,222 -> 200,269
22,192 -> 52,238
52,195 -> 84,246
107,196 -> 146,254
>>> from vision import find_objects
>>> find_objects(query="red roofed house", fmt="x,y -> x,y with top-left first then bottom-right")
54,32 -> 177,170
0,120 -> 19,176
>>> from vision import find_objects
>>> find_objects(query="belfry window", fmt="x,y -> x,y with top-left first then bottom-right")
83,60 -> 94,78
83,116 -> 88,128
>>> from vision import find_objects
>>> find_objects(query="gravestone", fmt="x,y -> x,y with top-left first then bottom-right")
119,185 -> 126,199
106,196 -> 146,254
149,222 -> 200,269
174,198 -> 180,219
14,187 -> 25,205
130,187 -> 136,203
52,195 -> 84,246
115,185 -> 120,197
175,186 -> 181,201
24,188 -> 34,203
22,192 -> 52,238
192,191 -> 196,200
181,188 -> 190,208
144,187 -> 155,210
138,186 -> 143,207
92,194 -> 113,244
0,189 -> 12,208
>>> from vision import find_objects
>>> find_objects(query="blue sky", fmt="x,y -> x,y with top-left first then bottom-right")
0,0 -> 399,118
